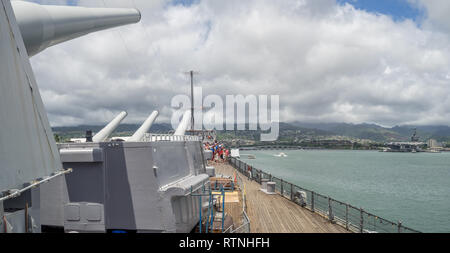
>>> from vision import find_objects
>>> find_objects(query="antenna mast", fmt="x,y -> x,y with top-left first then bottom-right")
185,70 -> 199,131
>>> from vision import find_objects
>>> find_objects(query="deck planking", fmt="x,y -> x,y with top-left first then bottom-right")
213,161 -> 350,233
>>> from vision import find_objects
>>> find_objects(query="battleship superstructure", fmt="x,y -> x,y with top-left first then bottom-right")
1,0 -> 211,233
39,111 -> 209,233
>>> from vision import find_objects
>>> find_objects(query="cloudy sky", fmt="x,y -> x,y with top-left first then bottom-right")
17,0 -> 450,127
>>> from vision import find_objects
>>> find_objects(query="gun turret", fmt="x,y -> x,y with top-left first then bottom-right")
93,111 -> 128,142
128,111 -> 159,142
12,1 -> 141,57
174,110 -> 191,136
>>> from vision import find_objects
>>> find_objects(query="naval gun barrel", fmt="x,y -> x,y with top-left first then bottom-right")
93,111 -> 128,142
128,111 -> 159,142
11,1 -> 141,57
174,111 -> 191,136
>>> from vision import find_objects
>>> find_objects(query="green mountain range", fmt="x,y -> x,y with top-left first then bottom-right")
291,122 -> 450,143
51,122 -> 450,144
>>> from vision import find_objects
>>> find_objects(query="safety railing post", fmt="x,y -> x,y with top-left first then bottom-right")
360,208 -> 364,233
311,191 -> 315,212
25,203 -> 29,233
280,179 -> 284,196
398,221 -> 402,233
290,183 -> 294,201
328,197 -> 334,222
199,194 -> 202,233
205,191 -> 211,234
345,204 -> 349,230
221,186 -> 225,232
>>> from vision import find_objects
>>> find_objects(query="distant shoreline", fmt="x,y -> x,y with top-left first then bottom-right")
235,146 -> 450,152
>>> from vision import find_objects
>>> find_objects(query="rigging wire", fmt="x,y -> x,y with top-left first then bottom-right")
129,0 -> 168,79
126,0 -> 170,110
100,0 -> 162,115
100,0 -> 141,78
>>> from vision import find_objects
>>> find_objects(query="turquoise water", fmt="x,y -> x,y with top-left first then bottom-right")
240,150 -> 450,232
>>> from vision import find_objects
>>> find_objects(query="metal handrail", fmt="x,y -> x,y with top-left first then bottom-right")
143,133 -> 200,142
228,157 -> 420,233
0,168 -> 72,202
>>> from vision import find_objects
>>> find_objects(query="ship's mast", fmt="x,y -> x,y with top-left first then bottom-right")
411,128 -> 419,142
190,71 -> 195,131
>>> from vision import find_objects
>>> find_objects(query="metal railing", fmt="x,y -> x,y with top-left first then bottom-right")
143,133 -> 200,142
229,157 -> 420,233
230,174 -> 250,233
0,169 -> 72,202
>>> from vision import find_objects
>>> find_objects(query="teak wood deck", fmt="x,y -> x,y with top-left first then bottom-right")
213,162 -> 349,233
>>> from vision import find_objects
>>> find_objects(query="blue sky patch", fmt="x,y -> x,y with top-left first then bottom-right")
67,0 -> 78,6
171,0 -> 198,7
336,0 -> 424,22
30,0 -> 78,6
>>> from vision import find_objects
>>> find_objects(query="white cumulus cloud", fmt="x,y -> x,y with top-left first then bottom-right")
19,0 -> 450,127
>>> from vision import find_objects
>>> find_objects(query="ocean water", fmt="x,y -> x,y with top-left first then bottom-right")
240,150 -> 450,232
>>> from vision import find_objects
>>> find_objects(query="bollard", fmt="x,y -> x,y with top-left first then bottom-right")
266,182 -> 276,193
261,179 -> 269,190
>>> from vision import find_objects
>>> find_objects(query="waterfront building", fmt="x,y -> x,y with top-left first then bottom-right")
427,139 -> 442,148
